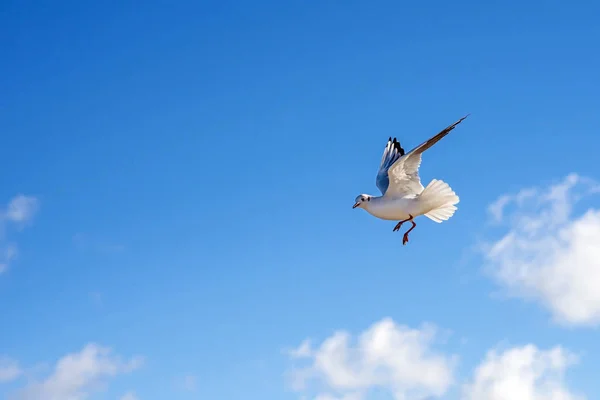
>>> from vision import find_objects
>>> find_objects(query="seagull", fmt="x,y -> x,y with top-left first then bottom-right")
353,115 -> 468,245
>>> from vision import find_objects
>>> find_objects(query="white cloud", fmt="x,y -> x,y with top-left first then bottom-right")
10,343 -> 144,400
0,357 -> 22,383
120,391 -> 139,400
0,195 -> 39,274
3,195 -> 39,225
287,319 -> 588,400
483,174 -> 600,326
287,317 -> 456,400
0,244 -> 18,274
463,344 -> 584,400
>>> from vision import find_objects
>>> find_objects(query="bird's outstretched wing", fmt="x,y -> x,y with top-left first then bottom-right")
375,137 -> 405,195
384,115 -> 469,198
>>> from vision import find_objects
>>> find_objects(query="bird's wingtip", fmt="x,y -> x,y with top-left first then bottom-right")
449,114 -> 470,128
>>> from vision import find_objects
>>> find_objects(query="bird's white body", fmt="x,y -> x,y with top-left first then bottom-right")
362,195 -> 421,221
353,115 -> 468,243
356,178 -> 459,223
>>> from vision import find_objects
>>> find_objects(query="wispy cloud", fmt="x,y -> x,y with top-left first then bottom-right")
181,375 -> 197,392
120,391 -> 139,400
9,343 -> 144,400
482,174 -> 600,326
0,357 -> 22,383
286,339 -> 313,359
173,374 -> 198,392
2,195 -> 39,226
0,244 -> 18,275
0,195 -> 39,274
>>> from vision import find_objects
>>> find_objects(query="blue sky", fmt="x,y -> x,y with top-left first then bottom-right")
1,1 -> 600,399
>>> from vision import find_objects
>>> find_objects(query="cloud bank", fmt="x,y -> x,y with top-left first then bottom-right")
483,174 -> 600,326
287,318 -> 585,400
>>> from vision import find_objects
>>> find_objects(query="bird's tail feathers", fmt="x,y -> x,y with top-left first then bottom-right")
420,179 -> 459,223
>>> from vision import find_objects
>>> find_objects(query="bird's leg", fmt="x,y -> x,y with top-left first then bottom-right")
393,215 -> 414,232
402,219 -> 417,245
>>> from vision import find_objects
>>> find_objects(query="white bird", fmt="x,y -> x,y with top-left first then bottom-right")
353,115 -> 468,245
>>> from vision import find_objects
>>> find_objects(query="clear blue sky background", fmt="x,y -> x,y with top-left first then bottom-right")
1,0 -> 599,399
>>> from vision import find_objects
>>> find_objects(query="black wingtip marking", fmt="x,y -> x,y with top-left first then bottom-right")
392,138 -> 405,156
385,136 -> 405,156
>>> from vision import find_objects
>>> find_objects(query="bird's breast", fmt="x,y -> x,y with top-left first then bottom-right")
365,198 -> 413,221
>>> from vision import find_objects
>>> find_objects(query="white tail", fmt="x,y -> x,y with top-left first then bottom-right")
419,179 -> 460,223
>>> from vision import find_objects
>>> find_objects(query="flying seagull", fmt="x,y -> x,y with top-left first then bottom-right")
353,115 -> 468,245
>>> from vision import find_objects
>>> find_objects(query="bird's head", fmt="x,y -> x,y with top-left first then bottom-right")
353,194 -> 372,209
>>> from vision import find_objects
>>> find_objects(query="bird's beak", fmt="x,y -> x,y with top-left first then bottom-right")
352,202 -> 360,209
